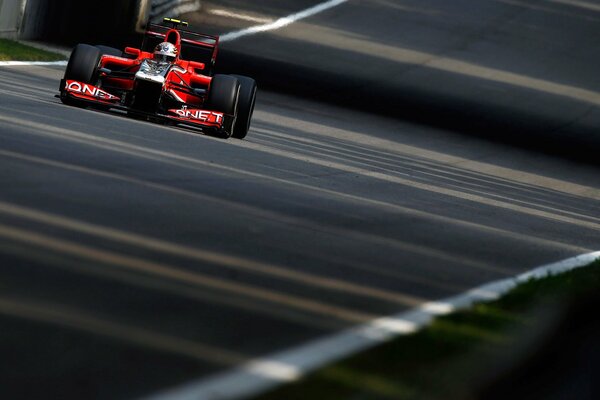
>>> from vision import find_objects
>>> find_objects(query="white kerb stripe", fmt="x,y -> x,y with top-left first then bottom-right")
219,0 -> 349,42
142,251 -> 600,400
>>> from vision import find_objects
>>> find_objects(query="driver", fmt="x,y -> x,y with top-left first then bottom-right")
153,42 -> 178,62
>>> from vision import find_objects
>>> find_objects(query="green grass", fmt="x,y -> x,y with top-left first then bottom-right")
253,259 -> 600,400
0,38 -> 66,61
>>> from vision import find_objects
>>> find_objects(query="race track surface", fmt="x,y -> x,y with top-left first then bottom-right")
1,1 -> 599,399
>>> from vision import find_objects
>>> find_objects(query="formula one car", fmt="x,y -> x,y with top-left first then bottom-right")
58,18 -> 256,139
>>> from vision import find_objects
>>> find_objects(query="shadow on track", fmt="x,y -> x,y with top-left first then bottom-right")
215,47 -> 600,166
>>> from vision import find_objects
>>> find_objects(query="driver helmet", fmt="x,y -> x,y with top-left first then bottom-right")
153,42 -> 178,62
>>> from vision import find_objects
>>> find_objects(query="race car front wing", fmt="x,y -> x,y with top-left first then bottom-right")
60,79 -> 226,131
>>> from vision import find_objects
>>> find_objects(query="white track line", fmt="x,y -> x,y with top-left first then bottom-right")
219,0 -> 348,42
0,60 -> 67,66
143,251 -> 600,400
151,0 -> 202,21
208,9 -> 274,24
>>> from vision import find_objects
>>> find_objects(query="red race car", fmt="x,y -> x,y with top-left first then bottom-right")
59,18 -> 256,139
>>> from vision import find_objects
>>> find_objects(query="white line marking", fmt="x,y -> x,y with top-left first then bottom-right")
208,9 -> 274,24
143,251 -> 600,400
219,0 -> 349,42
0,60 -> 67,66
150,0 -> 202,21
550,0 -> 600,12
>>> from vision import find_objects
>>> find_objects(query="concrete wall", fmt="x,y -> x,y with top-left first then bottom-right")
11,0 -> 198,45
1,0 -> 200,47
149,0 -> 200,22
0,0 -> 25,39
18,0 -> 148,47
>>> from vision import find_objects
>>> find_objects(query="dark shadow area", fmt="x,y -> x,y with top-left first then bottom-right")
0,315 -> 208,400
21,0 -> 142,48
172,0 -> 600,166
474,288 -> 600,400
215,48 -> 600,166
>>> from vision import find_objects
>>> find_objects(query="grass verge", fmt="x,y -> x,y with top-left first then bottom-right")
253,259 -> 600,400
0,38 -> 66,61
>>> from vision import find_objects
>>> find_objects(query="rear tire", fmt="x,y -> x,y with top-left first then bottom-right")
61,44 -> 102,107
206,74 -> 240,138
230,75 -> 256,139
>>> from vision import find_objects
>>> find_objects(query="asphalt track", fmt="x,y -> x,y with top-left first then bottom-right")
0,1 -> 599,399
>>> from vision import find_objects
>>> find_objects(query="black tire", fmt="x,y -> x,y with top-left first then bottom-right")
92,46 -> 121,111
61,44 -> 102,107
64,44 -> 101,83
230,75 -> 257,139
206,74 -> 240,138
96,45 -> 123,57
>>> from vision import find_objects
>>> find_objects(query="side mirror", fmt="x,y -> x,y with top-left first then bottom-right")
124,47 -> 141,58
188,61 -> 205,72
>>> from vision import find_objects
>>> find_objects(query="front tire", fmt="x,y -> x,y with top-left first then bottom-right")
206,74 -> 240,138
64,44 -> 101,84
230,75 -> 256,139
61,44 -> 101,106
